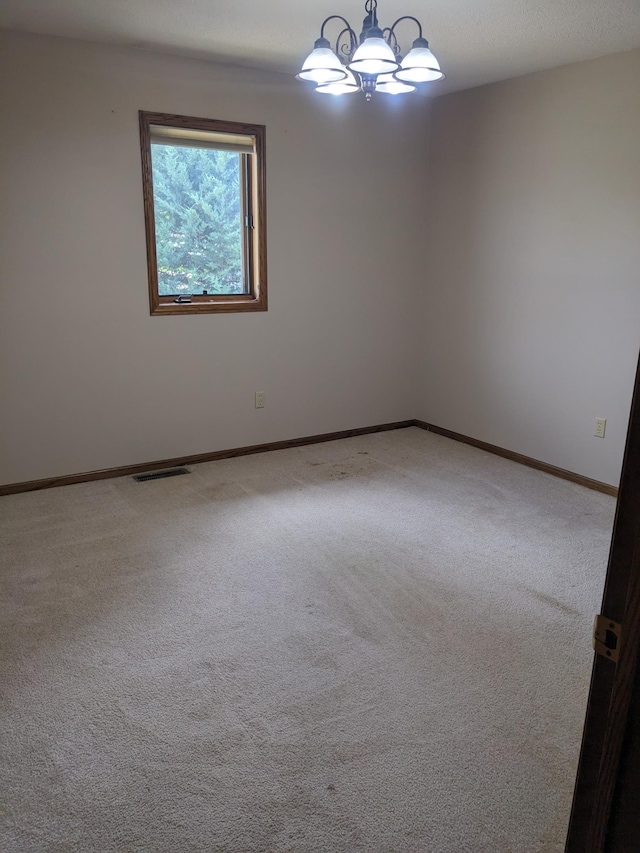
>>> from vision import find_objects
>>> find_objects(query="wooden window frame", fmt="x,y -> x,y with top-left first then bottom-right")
139,111 -> 267,316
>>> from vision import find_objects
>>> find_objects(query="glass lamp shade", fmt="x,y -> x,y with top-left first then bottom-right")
316,68 -> 361,95
296,39 -> 348,85
394,39 -> 444,84
375,70 -> 415,95
348,29 -> 399,76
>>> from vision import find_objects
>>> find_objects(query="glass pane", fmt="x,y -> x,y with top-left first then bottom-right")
150,144 -> 245,296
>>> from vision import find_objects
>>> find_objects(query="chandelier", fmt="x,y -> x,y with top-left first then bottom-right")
296,0 -> 444,100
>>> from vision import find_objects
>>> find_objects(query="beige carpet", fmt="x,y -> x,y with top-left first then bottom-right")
0,427 -> 615,852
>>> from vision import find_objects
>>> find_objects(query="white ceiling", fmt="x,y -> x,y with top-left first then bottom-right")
2,0 -> 640,94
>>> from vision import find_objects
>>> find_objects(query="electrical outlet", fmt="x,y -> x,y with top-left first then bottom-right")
595,418 -> 607,438
255,391 -> 265,409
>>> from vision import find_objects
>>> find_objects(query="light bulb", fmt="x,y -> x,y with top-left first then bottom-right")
316,68 -> 360,95
376,69 -> 415,95
297,38 -> 348,85
394,38 -> 444,84
348,28 -> 399,77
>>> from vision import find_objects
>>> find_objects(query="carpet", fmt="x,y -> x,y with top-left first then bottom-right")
0,427 -> 616,852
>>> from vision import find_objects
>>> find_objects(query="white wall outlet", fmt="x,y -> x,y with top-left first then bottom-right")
595,418 -> 607,438
255,391 -> 265,409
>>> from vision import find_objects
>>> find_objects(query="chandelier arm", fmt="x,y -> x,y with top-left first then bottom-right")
381,27 -> 401,58
387,15 -> 424,43
335,26 -> 358,63
320,15 -> 357,43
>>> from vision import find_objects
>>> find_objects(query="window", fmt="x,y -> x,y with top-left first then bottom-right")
139,111 -> 267,315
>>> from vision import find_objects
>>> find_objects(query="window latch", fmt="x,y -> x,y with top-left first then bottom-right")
245,214 -> 254,230
173,295 -> 192,304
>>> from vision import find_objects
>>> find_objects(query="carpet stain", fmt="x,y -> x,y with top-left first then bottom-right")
525,587 -> 581,618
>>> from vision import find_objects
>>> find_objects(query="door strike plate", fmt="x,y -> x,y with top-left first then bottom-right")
593,615 -> 621,663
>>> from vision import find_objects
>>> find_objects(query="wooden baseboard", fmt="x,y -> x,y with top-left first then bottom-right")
0,418 -> 619,497
0,420 -> 415,496
413,420 -> 619,497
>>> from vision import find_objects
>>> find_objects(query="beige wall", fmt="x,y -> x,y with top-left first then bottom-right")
0,31 -> 428,485
2,31 -> 638,489
418,50 -> 640,487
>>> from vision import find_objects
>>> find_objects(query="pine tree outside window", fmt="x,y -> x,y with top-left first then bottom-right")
139,112 -> 267,315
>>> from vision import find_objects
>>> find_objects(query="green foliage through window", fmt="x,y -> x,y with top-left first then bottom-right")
150,144 -> 245,296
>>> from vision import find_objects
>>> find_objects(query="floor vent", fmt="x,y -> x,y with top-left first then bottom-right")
133,467 -> 190,483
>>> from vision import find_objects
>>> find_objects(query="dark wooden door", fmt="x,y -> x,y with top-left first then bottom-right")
566,351 -> 640,852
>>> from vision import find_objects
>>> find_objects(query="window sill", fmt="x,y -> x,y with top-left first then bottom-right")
150,296 -> 267,316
